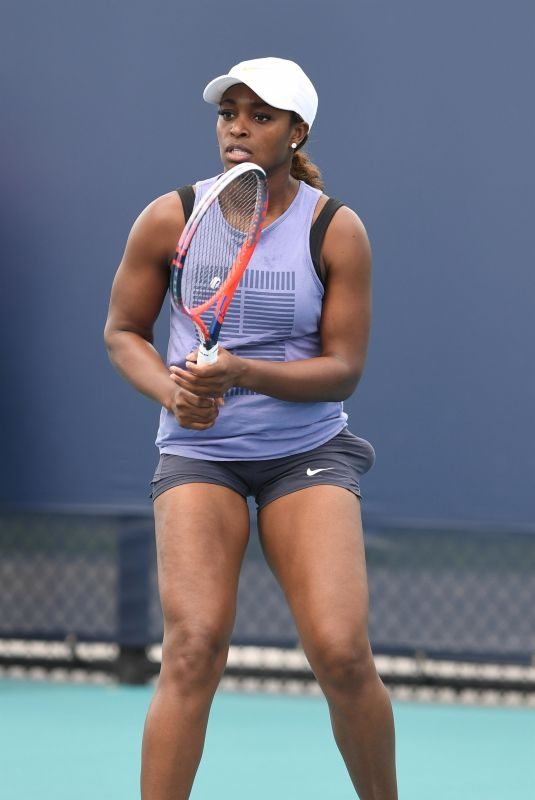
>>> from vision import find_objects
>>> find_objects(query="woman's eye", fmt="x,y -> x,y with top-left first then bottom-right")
218,110 -> 234,120
255,114 -> 271,122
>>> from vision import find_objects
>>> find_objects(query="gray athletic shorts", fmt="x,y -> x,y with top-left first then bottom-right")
150,428 -> 375,511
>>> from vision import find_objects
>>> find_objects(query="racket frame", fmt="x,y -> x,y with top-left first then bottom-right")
170,162 -> 268,364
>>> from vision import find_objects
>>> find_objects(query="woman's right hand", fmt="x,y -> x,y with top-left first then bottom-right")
168,385 -> 222,430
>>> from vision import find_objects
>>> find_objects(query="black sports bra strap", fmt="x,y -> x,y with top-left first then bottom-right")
176,185 -> 195,223
309,197 -> 345,285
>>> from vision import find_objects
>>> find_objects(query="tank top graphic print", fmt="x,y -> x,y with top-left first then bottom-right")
156,178 -> 348,460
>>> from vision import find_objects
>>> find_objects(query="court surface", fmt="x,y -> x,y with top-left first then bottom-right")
1,679 -> 533,799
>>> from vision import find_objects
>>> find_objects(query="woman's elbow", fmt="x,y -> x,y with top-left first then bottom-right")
338,373 -> 361,401
103,319 -> 117,353
327,356 -> 363,401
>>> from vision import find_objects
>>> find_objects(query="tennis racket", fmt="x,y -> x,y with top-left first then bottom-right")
170,162 -> 268,364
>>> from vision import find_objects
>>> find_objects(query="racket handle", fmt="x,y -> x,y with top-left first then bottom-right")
197,342 -> 219,365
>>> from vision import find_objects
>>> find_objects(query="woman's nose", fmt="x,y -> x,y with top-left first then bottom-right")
230,117 -> 248,136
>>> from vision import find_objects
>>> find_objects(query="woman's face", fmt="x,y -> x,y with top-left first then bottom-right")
216,84 -> 307,174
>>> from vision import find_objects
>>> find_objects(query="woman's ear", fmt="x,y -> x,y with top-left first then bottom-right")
293,121 -> 309,149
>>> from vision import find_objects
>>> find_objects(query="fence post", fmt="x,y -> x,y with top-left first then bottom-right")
116,515 -> 153,684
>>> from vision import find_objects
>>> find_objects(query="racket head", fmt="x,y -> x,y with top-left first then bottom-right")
170,163 -> 268,357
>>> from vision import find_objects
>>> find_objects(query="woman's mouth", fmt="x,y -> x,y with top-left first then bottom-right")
225,145 -> 253,162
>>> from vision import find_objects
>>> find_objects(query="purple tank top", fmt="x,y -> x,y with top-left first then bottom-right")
156,177 -> 348,460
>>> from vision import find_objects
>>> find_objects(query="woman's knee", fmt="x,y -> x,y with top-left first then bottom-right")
160,623 -> 229,691
310,636 -> 377,696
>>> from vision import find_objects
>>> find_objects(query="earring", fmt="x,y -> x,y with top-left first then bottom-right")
291,142 -> 297,150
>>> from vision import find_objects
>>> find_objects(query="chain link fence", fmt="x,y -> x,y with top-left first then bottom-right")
1,511 -> 534,688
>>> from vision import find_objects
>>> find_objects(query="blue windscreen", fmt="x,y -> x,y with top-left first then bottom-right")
1,0 -> 533,531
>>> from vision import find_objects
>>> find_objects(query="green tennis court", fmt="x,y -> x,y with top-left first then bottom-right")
2,678 -> 533,799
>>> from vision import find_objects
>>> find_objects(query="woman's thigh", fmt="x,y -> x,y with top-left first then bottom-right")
154,483 -> 250,643
258,486 -> 369,664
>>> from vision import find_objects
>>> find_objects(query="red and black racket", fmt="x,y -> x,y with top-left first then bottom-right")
170,162 -> 268,364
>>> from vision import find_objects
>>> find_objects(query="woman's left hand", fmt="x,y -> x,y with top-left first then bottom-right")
169,347 -> 244,399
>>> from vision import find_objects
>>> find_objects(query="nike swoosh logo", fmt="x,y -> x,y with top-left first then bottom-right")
306,467 -> 335,477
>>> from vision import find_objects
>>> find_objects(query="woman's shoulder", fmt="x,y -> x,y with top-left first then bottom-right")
327,204 -> 369,246
141,172 -> 216,221
321,203 -> 372,280
127,190 -> 187,265
310,191 -> 365,232
133,173 -> 220,248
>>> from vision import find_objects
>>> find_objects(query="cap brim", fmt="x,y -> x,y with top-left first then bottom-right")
203,75 -> 242,104
202,67 -> 316,127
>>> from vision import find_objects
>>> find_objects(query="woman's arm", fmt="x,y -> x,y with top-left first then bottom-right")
170,205 -> 372,402
104,192 -> 222,430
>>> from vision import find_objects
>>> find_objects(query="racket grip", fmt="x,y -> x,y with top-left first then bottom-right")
197,342 -> 219,365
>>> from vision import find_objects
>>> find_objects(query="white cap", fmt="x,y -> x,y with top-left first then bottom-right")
203,57 -> 318,129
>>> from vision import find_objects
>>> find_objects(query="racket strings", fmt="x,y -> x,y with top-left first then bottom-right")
218,171 -> 260,233
182,172 -> 262,317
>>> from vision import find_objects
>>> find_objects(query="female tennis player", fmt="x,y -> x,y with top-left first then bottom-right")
104,57 -> 398,800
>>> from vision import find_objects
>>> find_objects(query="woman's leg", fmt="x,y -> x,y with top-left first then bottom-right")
258,486 -> 398,800
141,483 -> 250,800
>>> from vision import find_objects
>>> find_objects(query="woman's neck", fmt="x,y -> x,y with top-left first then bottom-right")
264,169 -> 300,225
